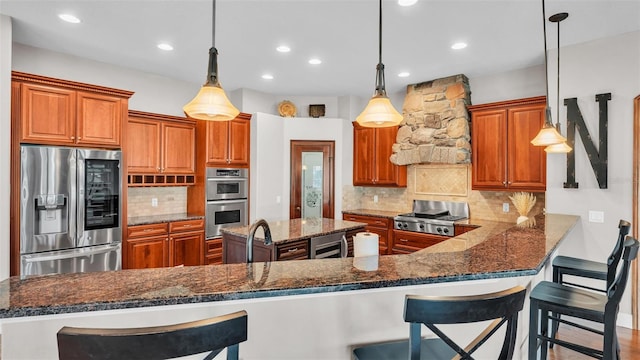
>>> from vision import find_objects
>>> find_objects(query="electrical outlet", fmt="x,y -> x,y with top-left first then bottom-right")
502,203 -> 509,213
373,195 -> 379,203
588,210 -> 604,223
151,197 -> 158,207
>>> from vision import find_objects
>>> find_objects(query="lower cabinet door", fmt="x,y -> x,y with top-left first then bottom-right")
170,231 -> 204,267
126,236 -> 169,269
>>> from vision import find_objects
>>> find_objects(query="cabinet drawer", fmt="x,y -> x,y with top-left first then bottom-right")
170,219 -> 204,233
276,240 -> 309,261
205,238 -> 223,253
454,224 -> 479,236
392,230 -> 448,253
343,214 -> 389,228
128,223 -> 168,238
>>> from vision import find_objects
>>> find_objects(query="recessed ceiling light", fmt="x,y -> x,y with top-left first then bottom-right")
261,74 -> 274,80
398,0 -> 418,6
58,14 -> 81,24
276,45 -> 291,53
308,58 -> 322,65
398,72 -> 410,78
157,43 -> 174,51
451,42 -> 468,50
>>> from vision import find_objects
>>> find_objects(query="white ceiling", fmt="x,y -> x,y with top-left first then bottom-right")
1,0 -> 639,98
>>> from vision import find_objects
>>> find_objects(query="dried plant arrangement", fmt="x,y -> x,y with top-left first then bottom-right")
509,192 -> 537,223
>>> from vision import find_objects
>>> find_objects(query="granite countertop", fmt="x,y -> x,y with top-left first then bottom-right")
128,213 -> 204,226
342,209 -> 402,219
220,218 -> 367,244
0,213 -> 579,318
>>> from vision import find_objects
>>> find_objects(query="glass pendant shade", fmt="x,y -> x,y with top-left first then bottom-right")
531,122 -> 567,146
356,95 -> 403,128
544,141 -> 572,153
183,83 -> 239,121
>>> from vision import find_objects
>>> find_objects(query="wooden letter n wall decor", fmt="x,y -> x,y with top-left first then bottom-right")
563,93 -> 611,189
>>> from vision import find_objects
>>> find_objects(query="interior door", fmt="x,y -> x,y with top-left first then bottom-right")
290,141 -> 334,219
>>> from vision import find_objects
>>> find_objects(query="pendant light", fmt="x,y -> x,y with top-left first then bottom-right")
183,0 -> 240,121
355,0 -> 403,128
544,12 -> 572,153
531,0 -> 566,146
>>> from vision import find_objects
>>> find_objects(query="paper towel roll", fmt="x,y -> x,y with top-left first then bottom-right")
353,255 -> 379,271
354,232 -> 379,257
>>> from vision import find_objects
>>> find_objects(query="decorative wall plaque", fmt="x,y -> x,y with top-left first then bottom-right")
309,104 -> 326,118
278,100 -> 296,117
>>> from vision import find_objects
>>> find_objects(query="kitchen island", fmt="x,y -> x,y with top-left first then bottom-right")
0,213 -> 579,359
221,217 -> 366,263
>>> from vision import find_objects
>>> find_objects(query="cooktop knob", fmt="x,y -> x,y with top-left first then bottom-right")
443,228 -> 449,234
419,224 -> 425,229
436,227 -> 443,233
402,223 -> 408,229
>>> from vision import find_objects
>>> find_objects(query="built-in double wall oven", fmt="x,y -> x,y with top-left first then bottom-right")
205,168 -> 248,238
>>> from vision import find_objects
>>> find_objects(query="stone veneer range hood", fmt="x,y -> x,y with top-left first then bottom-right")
390,74 -> 471,166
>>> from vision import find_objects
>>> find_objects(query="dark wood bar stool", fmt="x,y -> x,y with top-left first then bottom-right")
352,286 -> 526,360
550,219 -> 631,343
529,237 -> 639,360
57,310 -> 248,360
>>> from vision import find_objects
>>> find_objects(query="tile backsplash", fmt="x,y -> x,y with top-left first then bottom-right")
342,164 -> 545,223
127,187 -> 187,218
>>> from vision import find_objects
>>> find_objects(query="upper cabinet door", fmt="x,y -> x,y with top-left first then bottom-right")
20,83 -> 76,145
76,91 -> 122,147
127,118 -> 162,173
374,126 -> 401,186
205,121 -> 230,166
507,105 -> 546,191
162,122 -> 196,174
471,109 -> 508,190
352,125 -> 376,185
227,118 -> 250,167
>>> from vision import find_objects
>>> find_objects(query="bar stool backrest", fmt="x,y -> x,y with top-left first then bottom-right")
606,237 -> 639,312
403,286 -> 526,360
606,220 -> 632,286
57,310 -> 248,360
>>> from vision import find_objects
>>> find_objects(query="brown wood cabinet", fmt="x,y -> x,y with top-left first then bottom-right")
222,233 -> 310,264
127,110 -> 196,185
342,213 -> 392,255
205,238 -> 223,265
13,72 -> 132,148
469,96 -> 547,192
125,219 -> 204,269
202,114 -> 250,167
454,224 -> 479,236
391,229 -> 449,254
352,122 -> 406,187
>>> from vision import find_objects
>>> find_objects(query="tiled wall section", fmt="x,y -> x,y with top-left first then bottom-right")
127,187 -> 187,218
343,164 -> 545,223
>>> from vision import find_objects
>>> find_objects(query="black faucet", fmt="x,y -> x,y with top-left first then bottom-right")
246,219 -> 272,263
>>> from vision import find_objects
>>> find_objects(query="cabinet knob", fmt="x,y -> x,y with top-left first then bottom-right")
507,181 -> 512,185
77,137 -> 82,140
502,181 -> 507,186
157,167 -> 161,171
70,136 -> 75,140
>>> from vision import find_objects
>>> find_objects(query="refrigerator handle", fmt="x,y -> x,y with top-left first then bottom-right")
21,244 -> 120,263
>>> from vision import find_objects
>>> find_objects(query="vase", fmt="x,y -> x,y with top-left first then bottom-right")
517,216 -> 529,224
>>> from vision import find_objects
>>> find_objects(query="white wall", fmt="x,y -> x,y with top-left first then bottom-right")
546,30 -> 640,325
0,15 -> 12,281
469,64 -> 546,104
250,113 -> 347,222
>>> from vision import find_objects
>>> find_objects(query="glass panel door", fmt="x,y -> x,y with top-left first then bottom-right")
301,152 -> 324,218
84,159 -> 120,230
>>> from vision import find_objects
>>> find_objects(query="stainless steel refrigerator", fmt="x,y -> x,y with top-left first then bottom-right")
20,145 -> 122,278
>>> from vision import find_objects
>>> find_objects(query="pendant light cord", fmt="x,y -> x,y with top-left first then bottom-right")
378,0 -> 382,66
374,0 -> 386,96
556,19 -> 561,128
212,0 -> 216,49
541,0 -> 552,125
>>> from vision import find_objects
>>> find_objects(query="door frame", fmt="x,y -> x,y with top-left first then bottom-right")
633,94 -> 639,329
289,140 -> 335,219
